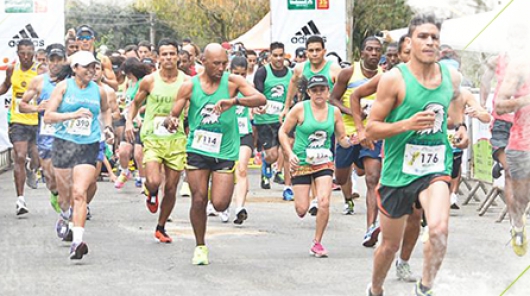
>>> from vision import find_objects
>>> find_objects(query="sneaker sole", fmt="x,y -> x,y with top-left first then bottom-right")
363,228 -> 381,247
234,210 -> 248,225
16,208 -> 29,216
309,250 -> 328,258
308,207 -> 318,216
63,229 -> 73,242
70,243 -> 89,260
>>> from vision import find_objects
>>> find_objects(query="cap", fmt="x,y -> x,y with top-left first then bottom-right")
70,51 -> 98,68
295,47 -> 306,57
46,44 -> 66,58
379,56 -> 387,65
141,58 -> 155,65
307,75 -> 329,89
76,25 -> 96,38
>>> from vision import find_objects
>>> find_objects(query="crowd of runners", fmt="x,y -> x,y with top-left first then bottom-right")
2,12 -> 530,296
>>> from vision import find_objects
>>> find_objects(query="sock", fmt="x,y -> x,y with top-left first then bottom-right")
17,196 -> 25,202
136,176 -> 141,181
284,185 -> 292,191
51,191 -> 58,196
514,225 -> 525,232
156,225 -> 165,233
122,168 -> 129,176
72,227 -> 84,244
397,257 -> 408,265
420,282 -> 431,293
141,177 -> 146,183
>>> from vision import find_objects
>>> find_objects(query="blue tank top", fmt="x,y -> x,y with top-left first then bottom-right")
54,78 -> 101,144
37,74 -> 58,147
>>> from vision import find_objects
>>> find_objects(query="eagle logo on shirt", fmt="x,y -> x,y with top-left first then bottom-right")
271,85 -> 285,99
418,103 -> 444,135
235,105 -> 245,115
200,104 -> 220,125
308,131 -> 327,148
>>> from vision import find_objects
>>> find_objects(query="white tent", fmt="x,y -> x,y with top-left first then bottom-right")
388,0 -> 529,53
230,12 -> 271,50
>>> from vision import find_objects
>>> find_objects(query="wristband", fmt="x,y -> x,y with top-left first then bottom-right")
234,97 -> 240,105
454,122 -> 467,131
105,125 -> 114,133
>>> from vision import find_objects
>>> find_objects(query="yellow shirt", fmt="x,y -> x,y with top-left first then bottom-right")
10,62 -> 40,125
341,62 -> 381,135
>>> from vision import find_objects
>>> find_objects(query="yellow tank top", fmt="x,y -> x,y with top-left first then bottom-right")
341,62 -> 381,135
10,62 -> 40,125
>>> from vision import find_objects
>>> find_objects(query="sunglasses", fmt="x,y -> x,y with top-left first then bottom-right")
77,35 -> 93,41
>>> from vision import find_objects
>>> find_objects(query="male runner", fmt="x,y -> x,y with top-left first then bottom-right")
253,42 -> 293,199
365,14 -> 468,295
329,36 -> 382,224
166,43 -> 265,265
125,38 -> 189,243
19,44 -> 67,213
0,39 -> 45,215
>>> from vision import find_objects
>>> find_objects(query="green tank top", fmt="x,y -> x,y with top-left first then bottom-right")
254,65 -> 292,125
293,101 -> 335,166
381,63 -> 454,187
187,73 -> 239,160
140,71 -> 186,141
302,60 -> 334,92
126,79 -> 145,128
235,93 -> 252,137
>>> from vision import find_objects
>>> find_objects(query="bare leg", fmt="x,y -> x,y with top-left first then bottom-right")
400,208 -> 422,261
234,146 -> 252,209
157,167 -> 181,227
54,168 -> 73,212
364,158 -> 382,229
314,175 -> 332,242
12,141 -> 29,196
72,165 -> 96,228
188,169 -> 211,246
40,158 -> 57,193
293,184 -> 311,218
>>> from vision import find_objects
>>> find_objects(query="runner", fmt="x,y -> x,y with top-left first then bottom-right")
230,56 -> 253,225
19,44 -> 67,214
115,58 -> 149,190
279,74 -> 351,258
495,54 -> 530,257
125,38 -> 188,243
365,14 -> 468,295
165,43 -> 265,265
253,42 -> 294,200
137,41 -> 152,60
0,39 -> 45,215
329,36 -> 382,222
65,37 -> 79,57
44,50 -> 113,260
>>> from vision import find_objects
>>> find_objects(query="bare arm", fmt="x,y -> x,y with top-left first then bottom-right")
479,55 -> 497,108
169,80 -> 193,119
279,103 -> 302,160
126,76 -> 152,123
44,81 -> 91,124
100,86 -> 111,129
463,88 -> 491,124
280,63 -> 303,123
231,75 -> 266,107
19,76 -> 43,113
350,74 -> 382,134
333,107 -> 351,148
101,56 -> 118,91
329,67 -> 353,115
496,61 -> 530,114
0,65 -> 13,96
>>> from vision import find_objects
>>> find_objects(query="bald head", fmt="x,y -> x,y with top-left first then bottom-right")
202,43 -> 229,81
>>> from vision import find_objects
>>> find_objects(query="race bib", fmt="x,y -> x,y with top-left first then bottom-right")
238,117 -> 249,135
153,116 -> 172,136
266,100 -> 284,115
360,98 -> 374,118
306,148 -> 333,165
192,130 -> 222,154
40,122 -> 56,136
402,144 -> 445,176
66,118 -> 92,136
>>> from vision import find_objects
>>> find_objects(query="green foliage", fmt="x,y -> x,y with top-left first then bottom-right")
351,0 -> 413,60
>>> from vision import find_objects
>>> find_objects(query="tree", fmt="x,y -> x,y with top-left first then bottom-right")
134,0 -> 269,47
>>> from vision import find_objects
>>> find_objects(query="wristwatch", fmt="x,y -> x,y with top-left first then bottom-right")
454,122 -> 467,131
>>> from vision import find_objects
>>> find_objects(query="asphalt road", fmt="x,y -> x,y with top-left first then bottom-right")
0,169 -> 528,296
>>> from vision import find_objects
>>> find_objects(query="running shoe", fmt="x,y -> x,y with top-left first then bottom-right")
450,193 -> 460,210
362,223 -> 381,247
50,192 -> 61,213
261,160 -> 273,179
155,229 -> 173,243
135,178 -> 142,188
260,175 -> 271,189
414,280 -> 434,296
234,208 -> 248,225
396,260 -> 417,282
69,242 -> 89,260
309,241 -> 328,258
282,187 -> 294,201
55,215 -> 69,239
492,161 -> 503,179
192,245 -> 209,265
273,171 -> 285,184
86,206 -> 92,221
114,171 -> 130,189
343,199 -> 355,215
351,191 -> 360,199
145,189 -> 159,214
308,198 -> 318,216
180,181 -> 191,197
16,199 -> 28,216
331,182 -> 341,191
366,284 -> 382,296
25,162 -> 38,189
220,209 -> 229,223
511,227 -> 528,257
207,201 -> 218,216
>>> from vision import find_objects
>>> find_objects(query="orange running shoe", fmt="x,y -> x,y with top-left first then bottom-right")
145,190 -> 159,214
155,229 -> 173,243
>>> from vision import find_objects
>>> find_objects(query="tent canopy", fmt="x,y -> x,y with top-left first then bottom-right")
230,12 -> 271,50
389,1 -> 529,53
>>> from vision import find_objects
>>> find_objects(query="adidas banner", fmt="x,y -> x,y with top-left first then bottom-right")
270,0 -> 347,60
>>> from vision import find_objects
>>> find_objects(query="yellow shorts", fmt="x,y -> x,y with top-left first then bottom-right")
143,138 -> 186,171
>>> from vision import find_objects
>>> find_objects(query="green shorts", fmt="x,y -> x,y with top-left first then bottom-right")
143,138 -> 187,171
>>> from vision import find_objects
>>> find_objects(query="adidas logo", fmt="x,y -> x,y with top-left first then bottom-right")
8,24 -> 44,48
291,20 -> 327,44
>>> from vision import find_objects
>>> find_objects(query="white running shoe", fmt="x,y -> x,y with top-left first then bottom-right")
308,198 -> 318,216
16,199 -> 29,216
206,201 -> 218,216
396,260 -> 417,282
220,209 -> 229,223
